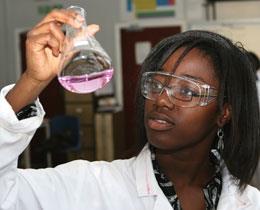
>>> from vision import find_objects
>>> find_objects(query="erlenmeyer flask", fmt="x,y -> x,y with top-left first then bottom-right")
58,5 -> 113,94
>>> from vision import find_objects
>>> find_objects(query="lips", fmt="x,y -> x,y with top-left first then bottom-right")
146,113 -> 175,131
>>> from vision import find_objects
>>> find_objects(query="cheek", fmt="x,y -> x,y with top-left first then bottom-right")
177,105 -> 219,139
144,100 -> 152,120
144,96 -> 219,148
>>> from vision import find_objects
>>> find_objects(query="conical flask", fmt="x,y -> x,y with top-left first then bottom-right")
58,5 -> 113,94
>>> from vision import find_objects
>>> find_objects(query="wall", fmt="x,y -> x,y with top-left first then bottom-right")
0,1 -> 7,84
189,1 -> 260,57
215,1 -> 260,20
183,0 -> 207,21
0,0 -> 7,86
185,0 -> 260,21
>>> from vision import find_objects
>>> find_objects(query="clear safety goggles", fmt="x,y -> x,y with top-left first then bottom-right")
141,71 -> 218,108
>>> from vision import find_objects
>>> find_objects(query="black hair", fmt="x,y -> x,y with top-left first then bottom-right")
247,51 -> 260,76
134,30 -> 260,191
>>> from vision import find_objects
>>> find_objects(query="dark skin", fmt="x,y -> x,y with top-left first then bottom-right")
144,48 -> 230,210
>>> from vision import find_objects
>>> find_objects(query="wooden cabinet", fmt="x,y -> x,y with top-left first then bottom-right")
64,91 -> 96,161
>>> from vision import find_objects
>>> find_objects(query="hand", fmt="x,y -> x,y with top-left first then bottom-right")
25,9 -> 100,83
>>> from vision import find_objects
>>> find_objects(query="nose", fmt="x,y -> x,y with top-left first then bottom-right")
154,87 -> 174,109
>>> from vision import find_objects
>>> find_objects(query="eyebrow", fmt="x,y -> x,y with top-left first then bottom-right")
159,68 -> 208,84
180,74 -> 206,83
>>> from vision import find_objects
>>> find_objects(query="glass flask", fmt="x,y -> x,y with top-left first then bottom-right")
58,5 -> 113,94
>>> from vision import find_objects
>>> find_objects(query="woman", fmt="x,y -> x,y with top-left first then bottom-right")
0,9 -> 259,210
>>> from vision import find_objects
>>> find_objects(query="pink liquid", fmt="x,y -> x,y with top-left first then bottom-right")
58,69 -> 114,93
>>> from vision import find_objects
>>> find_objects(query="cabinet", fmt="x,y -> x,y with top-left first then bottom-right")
95,110 -> 125,161
64,91 -> 96,161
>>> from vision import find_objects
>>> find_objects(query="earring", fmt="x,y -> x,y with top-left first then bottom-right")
217,128 -> 224,151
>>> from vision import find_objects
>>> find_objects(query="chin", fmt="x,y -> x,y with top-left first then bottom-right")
147,129 -> 172,143
148,138 -> 180,152
147,133 -> 191,152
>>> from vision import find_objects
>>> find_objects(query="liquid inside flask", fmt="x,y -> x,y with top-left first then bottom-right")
58,5 -> 113,94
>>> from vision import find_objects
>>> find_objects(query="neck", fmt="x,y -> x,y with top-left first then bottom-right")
155,142 -> 215,188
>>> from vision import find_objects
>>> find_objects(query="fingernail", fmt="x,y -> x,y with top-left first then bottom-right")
76,14 -> 85,21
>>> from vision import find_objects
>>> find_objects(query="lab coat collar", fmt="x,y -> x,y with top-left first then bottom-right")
217,166 -> 253,209
134,144 -> 258,210
135,144 -> 159,197
134,144 -> 173,210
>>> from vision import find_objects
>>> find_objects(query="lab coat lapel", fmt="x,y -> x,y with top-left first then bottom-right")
134,144 -> 258,210
153,194 -> 173,210
134,144 -> 173,210
135,144 -> 157,196
217,167 -> 253,210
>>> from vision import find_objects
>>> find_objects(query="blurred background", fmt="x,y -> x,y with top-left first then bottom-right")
1,0 -> 259,169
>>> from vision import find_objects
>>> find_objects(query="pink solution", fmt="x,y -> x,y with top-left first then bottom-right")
58,69 -> 114,93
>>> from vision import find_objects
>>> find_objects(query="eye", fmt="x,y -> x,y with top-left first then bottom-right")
173,85 -> 200,101
180,87 -> 193,96
147,78 -> 163,93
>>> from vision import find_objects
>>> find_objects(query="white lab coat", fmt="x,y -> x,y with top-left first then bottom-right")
0,84 -> 260,210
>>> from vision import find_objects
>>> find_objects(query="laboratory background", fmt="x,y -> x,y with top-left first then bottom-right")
0,0 -> 259,187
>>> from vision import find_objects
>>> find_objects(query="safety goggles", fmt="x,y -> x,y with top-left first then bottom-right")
141,71 -> 218,108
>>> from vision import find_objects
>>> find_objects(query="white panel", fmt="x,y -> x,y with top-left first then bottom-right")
184,0 -> 206,21
216,1 -> 260,20
190,20 -> 260,57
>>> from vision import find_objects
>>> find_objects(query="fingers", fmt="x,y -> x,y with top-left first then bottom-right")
36,9 -> 84,28
26,33 -> 61,57
28,21 -> 65,52
87,24 -> 100,36
26,8 -> 100,58
27,9 -> 84,57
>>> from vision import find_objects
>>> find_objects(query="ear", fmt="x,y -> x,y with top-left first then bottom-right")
217,103 -> 232,127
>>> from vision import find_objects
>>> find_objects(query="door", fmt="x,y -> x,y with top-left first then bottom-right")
120,24 -> 182,156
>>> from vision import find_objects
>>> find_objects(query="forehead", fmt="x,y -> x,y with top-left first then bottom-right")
162,47 -> 219,88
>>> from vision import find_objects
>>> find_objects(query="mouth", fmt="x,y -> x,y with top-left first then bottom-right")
146,113 -> 175,131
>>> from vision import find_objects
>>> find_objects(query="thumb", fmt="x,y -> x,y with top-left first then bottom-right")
87,24 -> 100,36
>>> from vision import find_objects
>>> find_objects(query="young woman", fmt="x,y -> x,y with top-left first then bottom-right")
0,9 -> 259,210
